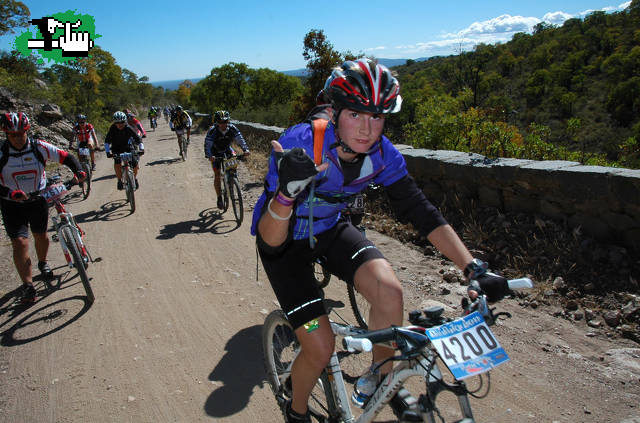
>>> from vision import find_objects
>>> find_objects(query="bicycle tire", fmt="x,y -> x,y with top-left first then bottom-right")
229,176 -> 243,225
313,261 -> 331,289
347,284 -> 369,329
61,225 -> 94,304
262,310 -> 340,422
80,161 -> 91,199
179,135 -> 187,161
221,174 -> 230,213
126,168 -> 136,213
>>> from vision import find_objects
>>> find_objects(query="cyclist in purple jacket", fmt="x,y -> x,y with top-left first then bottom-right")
252,59 -> 509,422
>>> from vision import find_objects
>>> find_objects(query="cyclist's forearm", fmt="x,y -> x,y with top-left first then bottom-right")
426,224 -> 473,271
257,199 -> 292,247
62,153 -> 82,175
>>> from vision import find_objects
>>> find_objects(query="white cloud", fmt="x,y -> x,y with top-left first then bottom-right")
366,2 -> 633,58
541,11 -> 573,25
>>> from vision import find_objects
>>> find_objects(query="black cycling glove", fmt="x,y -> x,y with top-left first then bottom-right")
465,259 -> 509,303
274,147 -> 319,198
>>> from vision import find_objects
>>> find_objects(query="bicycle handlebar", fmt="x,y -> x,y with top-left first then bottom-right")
339,277 -> 534,353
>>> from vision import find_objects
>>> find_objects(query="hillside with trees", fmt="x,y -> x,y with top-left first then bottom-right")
389,0 -> 640,168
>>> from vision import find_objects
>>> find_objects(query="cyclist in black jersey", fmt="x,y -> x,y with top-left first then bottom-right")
204,110 -> 250,209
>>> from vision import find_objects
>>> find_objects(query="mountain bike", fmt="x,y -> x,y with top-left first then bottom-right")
74,145 -> 92,199
149,117 -> 157,131
263,278 -> 533,423
118,151 -> 137,213
218,151 -> 244,225
41,176 -> 95,304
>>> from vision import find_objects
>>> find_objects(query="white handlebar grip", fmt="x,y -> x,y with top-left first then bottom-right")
343,336 -> 373,353
508,278 -> 534,290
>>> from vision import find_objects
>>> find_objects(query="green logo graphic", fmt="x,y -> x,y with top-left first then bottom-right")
13,10 -> 101,64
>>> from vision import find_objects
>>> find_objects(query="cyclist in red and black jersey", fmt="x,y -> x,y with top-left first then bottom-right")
0,112 -> 85,303
72,114 -> 98,171
125,111 -> 147,139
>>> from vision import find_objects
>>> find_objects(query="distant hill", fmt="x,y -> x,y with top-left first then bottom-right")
281,57 -> 431,77
154,58 -> 431,87
151,78 -> 204,90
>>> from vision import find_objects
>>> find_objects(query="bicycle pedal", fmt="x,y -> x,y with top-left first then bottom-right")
52,234 -> 59,242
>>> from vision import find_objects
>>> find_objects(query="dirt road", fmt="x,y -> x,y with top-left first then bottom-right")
0,121 -> 638,423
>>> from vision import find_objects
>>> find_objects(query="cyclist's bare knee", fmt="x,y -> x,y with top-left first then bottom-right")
354,259 -> 403,313
294,316 -> 334,370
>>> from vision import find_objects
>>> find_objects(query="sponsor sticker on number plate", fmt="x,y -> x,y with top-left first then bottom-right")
425,311 -> 509,380
78,147 -> 90,156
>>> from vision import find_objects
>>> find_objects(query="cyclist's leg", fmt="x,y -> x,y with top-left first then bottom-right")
2,200 -> 34,284
114,161 -> 123,180
291,315 -> 334,415
213,165 -> 222,197
89,143 -> 96,166
10,237 -> 32,284
258,236 -> 334,416
323,221 -> 403,375
29,197 -> 49,261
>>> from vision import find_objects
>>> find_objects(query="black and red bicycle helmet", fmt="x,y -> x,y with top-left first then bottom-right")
324,58 -> 402,114
1,112 -> 31,132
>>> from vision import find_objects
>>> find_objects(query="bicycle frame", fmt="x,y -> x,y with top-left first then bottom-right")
45,184 -> 90,267
321,321 -> 474,423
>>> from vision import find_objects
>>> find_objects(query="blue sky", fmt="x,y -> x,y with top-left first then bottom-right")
0,0 -> 632,82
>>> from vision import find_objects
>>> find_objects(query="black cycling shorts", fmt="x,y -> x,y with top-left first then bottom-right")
113,156 -> 139,168
258,220 -> 384,330
0,196 -> 49,239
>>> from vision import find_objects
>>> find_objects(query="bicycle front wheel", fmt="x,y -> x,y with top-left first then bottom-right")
221,174 -> 230,213
80,161 -> 91,199
262,310 -> 339,422
126,169 -> 136,213
347,284 -> 369,329
61,226 -> 94,304
229,176 -> 243,225
180,135 -> 187,161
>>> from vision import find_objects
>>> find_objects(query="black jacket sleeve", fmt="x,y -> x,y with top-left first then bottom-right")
385,174 -> 448,237
62,152 -> 82,175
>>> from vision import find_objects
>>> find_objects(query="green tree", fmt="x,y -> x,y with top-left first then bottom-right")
290,29 -> 362,123
0,0 -> 30,36
176,80 -> 193,108
191,62 -> 252,113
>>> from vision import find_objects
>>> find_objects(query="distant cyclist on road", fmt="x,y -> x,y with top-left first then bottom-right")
163,106 -> 170,123
71,114 -> 99,171
147,107 -> 158,130
0,112 -> 85,304
204,110 -> 250,209
104,111 -> 144,190
170,105 -> 192,157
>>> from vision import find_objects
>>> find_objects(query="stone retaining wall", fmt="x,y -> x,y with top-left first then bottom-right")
233,121 -> 640,252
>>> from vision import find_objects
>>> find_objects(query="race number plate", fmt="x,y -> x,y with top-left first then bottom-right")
348,194 -> 364,210
426,311 -> 509,380
41,182 -> 68,203
78,147 -> 90,156
225,158 -> 238,170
